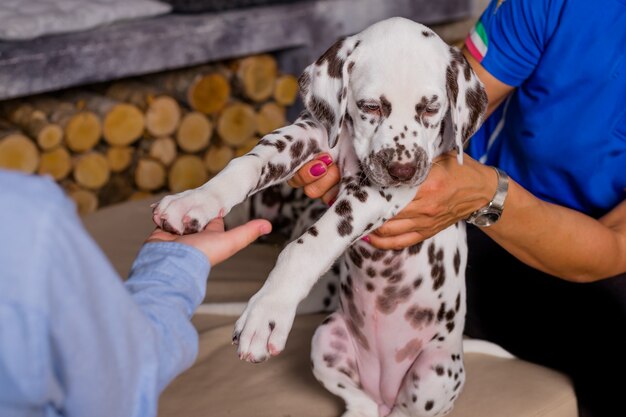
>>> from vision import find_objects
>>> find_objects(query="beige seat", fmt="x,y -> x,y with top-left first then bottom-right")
83,197 -> 578,417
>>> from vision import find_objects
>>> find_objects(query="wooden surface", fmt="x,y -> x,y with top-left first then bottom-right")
0,0 -> 472,101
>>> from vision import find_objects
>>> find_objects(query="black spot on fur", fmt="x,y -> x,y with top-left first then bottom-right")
463,84 -> 488,142
307,226 -> 319,237
334,200 -> 352,217
348,247 -> 363,268
425,400 -> 434,411
290,141 -> 304,159
405,305 -> 434,328
316,38 -> 345,78
298,71 -> 310,98
453,248 -> 461,275
377,285 -> 412,314
309,96 -> 336,134
380,95 -> 392,118
323,353 -> 338,367
408,242 -> 423,255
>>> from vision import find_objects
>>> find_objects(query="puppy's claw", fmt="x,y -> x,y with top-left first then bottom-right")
162,220 -> 181,235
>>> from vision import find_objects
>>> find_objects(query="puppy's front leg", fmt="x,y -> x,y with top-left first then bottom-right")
152,112 -> 328,234
233,181 -> 415,363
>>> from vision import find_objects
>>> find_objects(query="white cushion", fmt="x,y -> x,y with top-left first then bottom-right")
0,0 -> 171,41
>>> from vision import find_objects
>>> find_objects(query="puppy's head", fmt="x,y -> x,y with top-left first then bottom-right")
299,17 -> 487,187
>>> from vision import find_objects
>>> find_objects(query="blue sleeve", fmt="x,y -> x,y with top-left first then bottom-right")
42,203 -> 211,417
0,171 -> 211,417
466,0 -> 565,86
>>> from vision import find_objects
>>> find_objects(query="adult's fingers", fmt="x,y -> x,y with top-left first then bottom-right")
302,166 -> 341,199
367,231 -> 428,251
321,184 -> 340,205
287,153 -> 334,188
207,219 -> 272,266
373,218 -> 420,238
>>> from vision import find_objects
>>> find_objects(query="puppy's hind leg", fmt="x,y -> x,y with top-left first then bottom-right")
312,313 -> 379,417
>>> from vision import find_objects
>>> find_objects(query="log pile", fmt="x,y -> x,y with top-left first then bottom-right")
0,54 -> 299,215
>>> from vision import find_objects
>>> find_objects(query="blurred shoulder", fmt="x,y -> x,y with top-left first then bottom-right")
0,170 -> 74,217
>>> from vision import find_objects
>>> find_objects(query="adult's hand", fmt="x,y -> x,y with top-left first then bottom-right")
288,153 -> 341,204
146,217 -> 272,266
369,152 -> 497,250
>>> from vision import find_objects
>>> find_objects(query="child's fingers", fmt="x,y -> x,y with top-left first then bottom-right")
208,219 -> 272,266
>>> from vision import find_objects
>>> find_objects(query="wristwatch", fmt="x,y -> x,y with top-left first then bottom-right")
466,167 -> 509,227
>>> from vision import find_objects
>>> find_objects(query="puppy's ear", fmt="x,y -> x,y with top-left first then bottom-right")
298,36 -> 360,148
445,46 -> 488,164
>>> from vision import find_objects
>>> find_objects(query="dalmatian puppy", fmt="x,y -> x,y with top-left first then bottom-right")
152,17 -> 487,417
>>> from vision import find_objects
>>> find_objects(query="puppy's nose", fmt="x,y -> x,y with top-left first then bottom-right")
387,163 -> 417,181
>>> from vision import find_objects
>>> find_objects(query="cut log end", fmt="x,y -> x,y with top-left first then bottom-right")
106,146 -> 134,173
273,74 -> 300,106
204,144 -> 234,174
149,136 -> 178,167
73,152 -> 110,190
103,103 -> 145,146
68,188 -> 99,216
145,96 -> 182,137
135,158 -> 166,191
38,147 -> 71,180
0,134 -> 40,174
217,103 -> 257,147
177,112 -> 213,153
255,102 -> 286,136
168,155 -> 208,193
236,54 -> 278,102
65,111 -> 102,152
188,73 -> 231,114
37,124 -> 64,151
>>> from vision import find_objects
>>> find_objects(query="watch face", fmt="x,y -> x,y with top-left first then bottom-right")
472,209 -> 501,227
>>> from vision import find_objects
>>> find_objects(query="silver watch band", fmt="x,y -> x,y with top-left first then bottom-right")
490,167 -> 509,210
465,166 -> 509,227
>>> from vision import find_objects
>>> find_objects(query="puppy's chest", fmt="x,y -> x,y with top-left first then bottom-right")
339,228 -> 466,333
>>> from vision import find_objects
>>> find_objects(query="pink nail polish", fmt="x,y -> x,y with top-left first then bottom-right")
318,155 -> 333,166
361,236 -> 371,243
310,163 -> 327,177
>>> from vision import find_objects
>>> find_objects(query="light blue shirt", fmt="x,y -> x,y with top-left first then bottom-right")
0,170 -> 211,417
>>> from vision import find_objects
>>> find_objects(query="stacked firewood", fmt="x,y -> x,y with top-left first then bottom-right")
0,54 -> 299,215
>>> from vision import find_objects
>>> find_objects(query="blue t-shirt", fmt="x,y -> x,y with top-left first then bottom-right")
465,0 -> 626,217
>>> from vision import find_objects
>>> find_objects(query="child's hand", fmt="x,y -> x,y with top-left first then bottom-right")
146,217 -> 272,266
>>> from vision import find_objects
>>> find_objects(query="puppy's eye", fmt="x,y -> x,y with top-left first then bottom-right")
362,103 -> 380,113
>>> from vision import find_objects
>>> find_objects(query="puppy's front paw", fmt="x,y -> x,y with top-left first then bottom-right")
233,295 -> 296,363
152,188 -> 222,235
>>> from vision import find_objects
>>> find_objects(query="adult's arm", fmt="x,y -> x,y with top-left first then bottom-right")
371,48 -> 626,282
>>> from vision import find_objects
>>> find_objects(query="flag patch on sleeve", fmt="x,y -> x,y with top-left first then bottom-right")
465,21 -> 488,62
